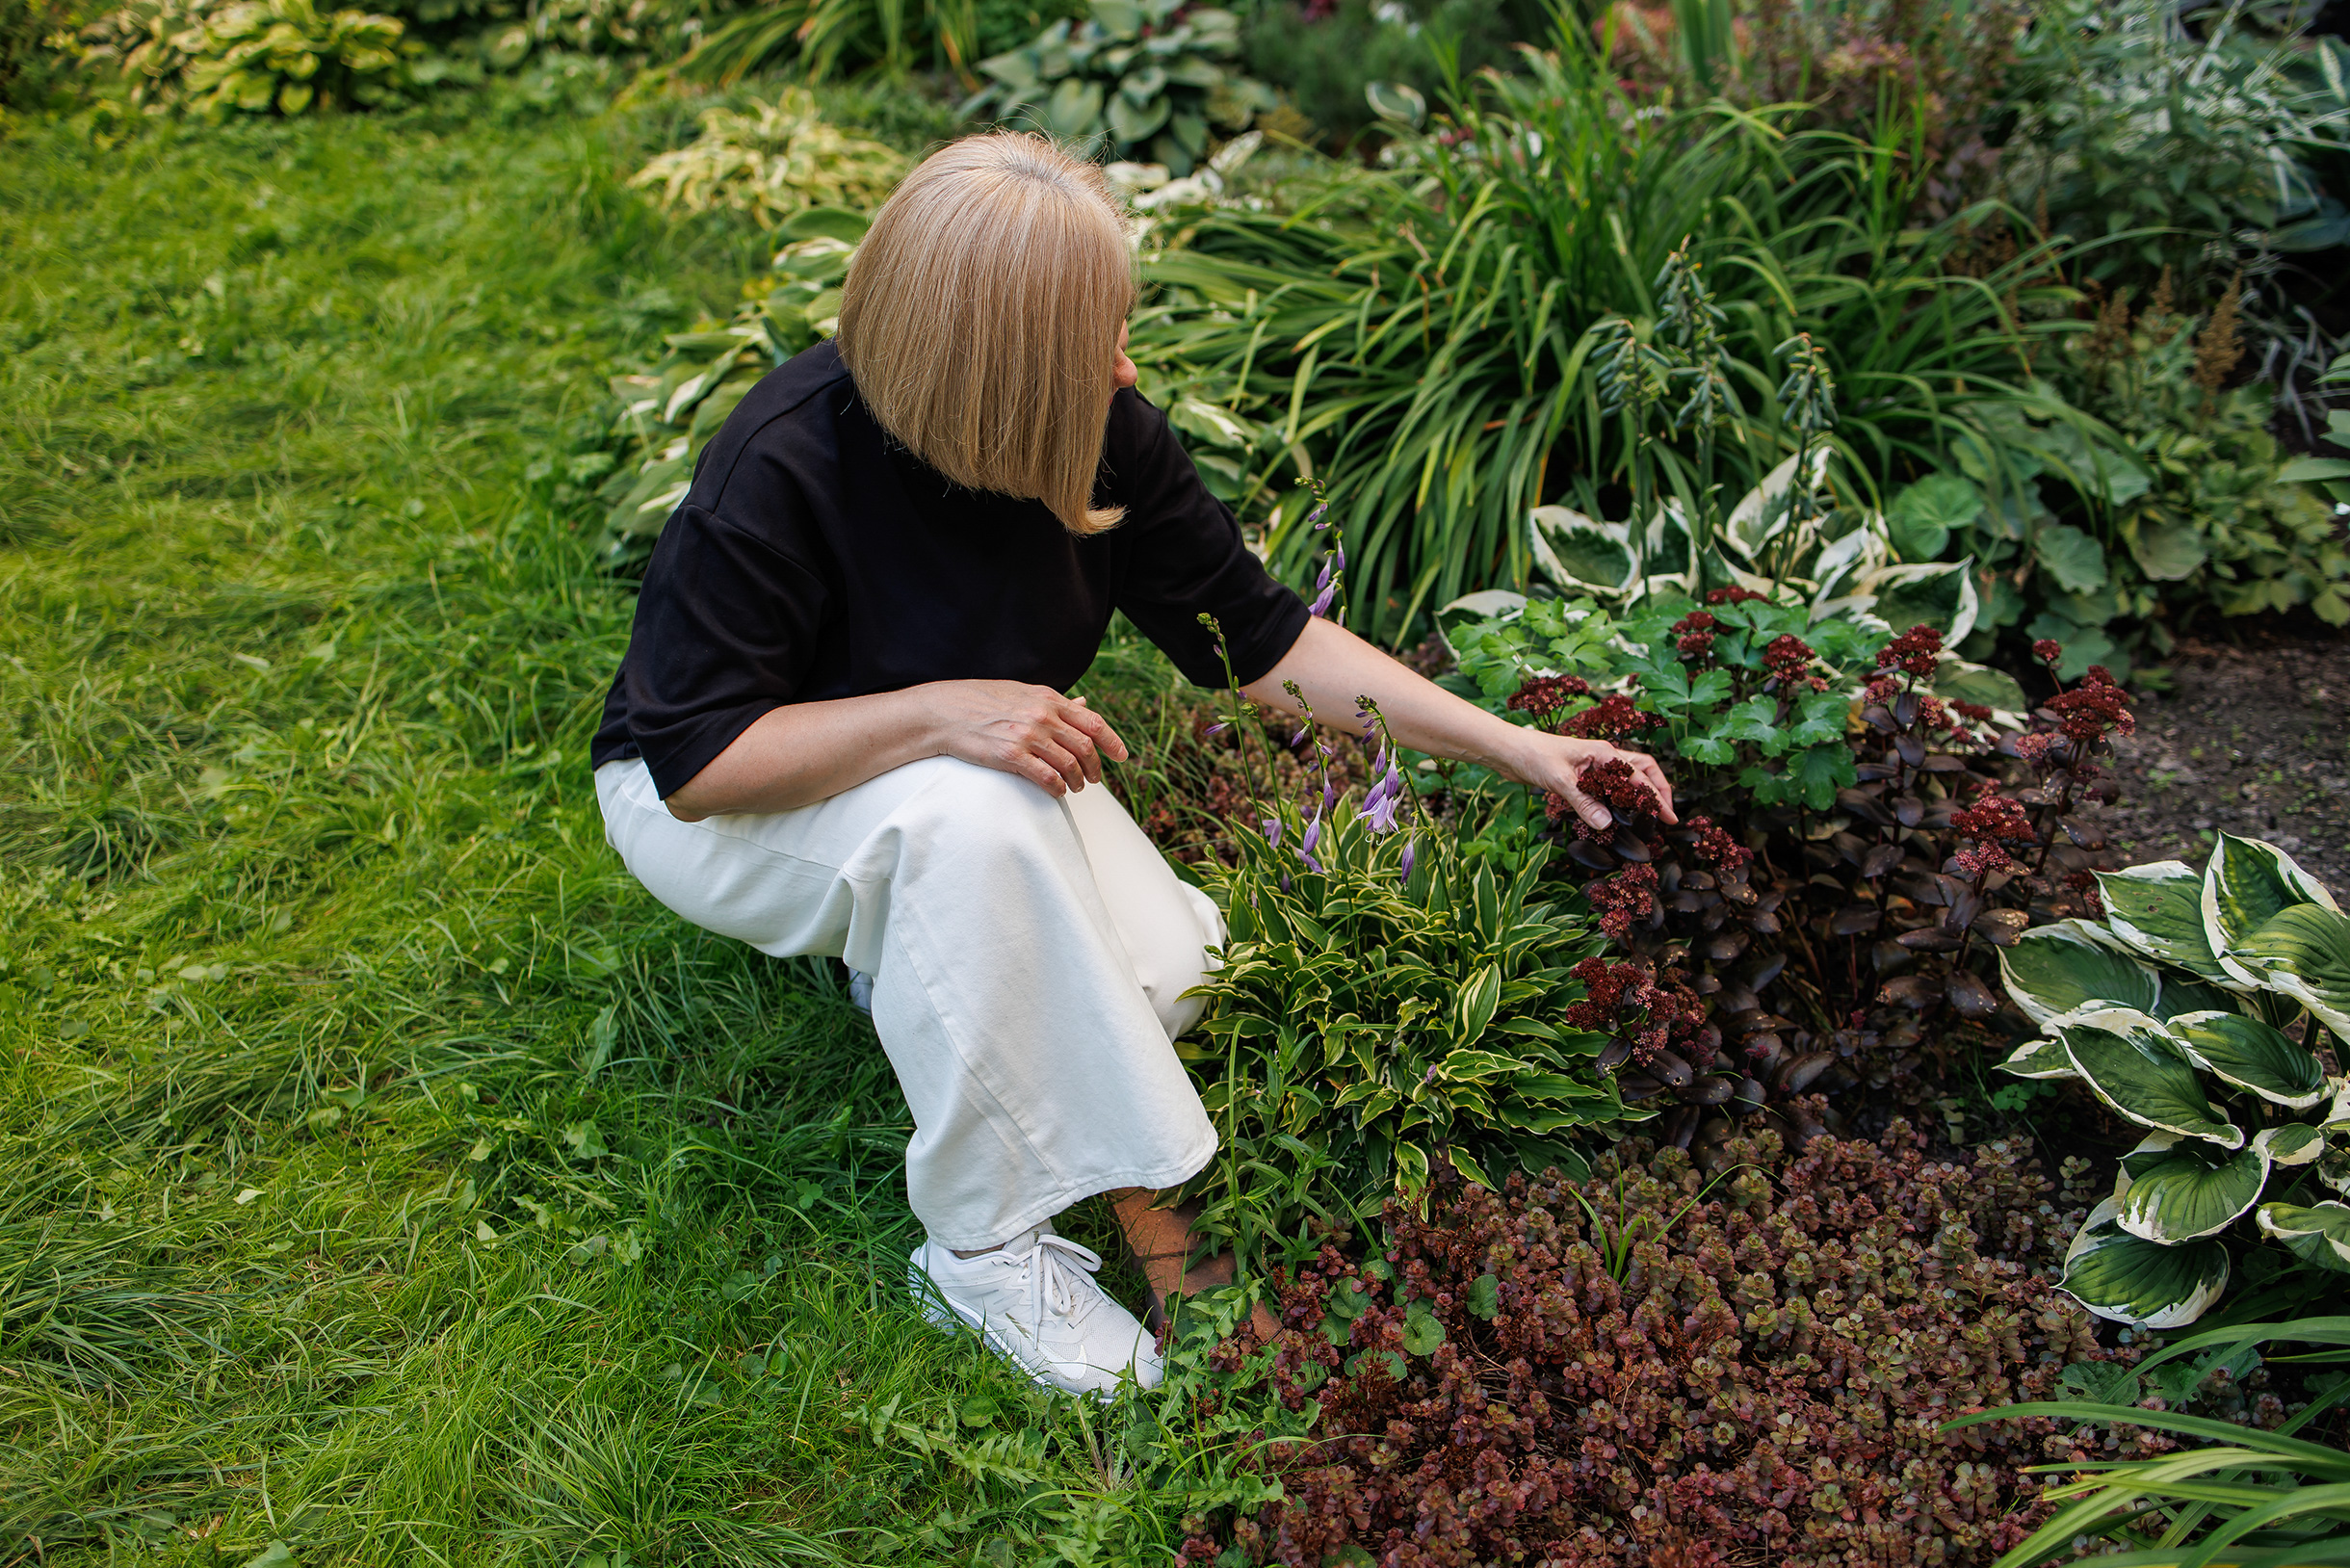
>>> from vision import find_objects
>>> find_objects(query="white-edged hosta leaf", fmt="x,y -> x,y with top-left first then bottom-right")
2000,922 -> 2163,1027
2097,860 -> 2232,983
1528,507 -> 1636,599
2236,902 -> 2350,1043
2256,1199 -> 2350,1275
2057,1008 -> 2243,1148
2115,1130 -> 2177,1197
2168,1008 -> 2329,1109
2203,833 -> 2339,988
2114,1137 -> 2270,1243
2060,1195 -> 2231,1329
1998,1037 -> 2078,1080
2255,1123 -> 2325,1167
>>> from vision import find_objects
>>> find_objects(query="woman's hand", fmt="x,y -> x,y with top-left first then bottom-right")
921,680 -> 1130,798
1508,732 -> 1679,834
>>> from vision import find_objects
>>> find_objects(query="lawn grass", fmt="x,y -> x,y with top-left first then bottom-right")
0,86 -> 1216,1565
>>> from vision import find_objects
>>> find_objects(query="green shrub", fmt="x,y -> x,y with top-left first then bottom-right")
626,88 -> 904,227
676,0 -> 1067,86
963,0 -> 1275,176
69,0 -> 408,115
1185,1124 -> 2122,1567
1239,0 -> 1544,144
1993,833 -> 2350,1329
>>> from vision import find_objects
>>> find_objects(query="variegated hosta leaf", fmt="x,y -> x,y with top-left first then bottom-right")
2256,1199 -> 2350,1276
2114,1135 -> 2270,1243
1999,921 -> 2164,1027
2057,1008 -> 2243,1148
1528,507 -> 1637,599
2255,1122 -> 2325,1166
2060,1196 -> 2231,1329
2167,1008 -> 2329,1109
2235,902 -> 2350,1044
2202,832 -> 2340,988
2096,860 -> 2232,984
1998,1037 -> 2077,1080
1719,448 -> 1833,567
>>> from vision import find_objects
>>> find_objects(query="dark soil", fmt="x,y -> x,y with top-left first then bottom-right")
2099,629 -> 2350,891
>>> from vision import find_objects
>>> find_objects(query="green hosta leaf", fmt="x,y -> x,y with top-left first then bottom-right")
2114,1134 -> 2270,1243
2057,1008 -> 2243,1148
2236,902 -> 2350,1043
2168,1008 -> 2328,1109
2125,518 -> 2208,582
1998,1037 -> 2078,1079
2097,860 -> 2232,983
2060,1196 -> 2231,1329
1453,964 -> 1501,1044
2255,1122 -> 2325,1166
2203,832 -> 2339,989
1446,1145 -> 1494,1189
1044,77 -> 1105,139
2256,1199 -> 2350,1275
1107,91 -> 1170,144
1528,506 -> 1635,597
1999,921 -> 2164,1026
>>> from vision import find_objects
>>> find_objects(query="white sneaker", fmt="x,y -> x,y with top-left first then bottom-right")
908,1222 -> 1162,1398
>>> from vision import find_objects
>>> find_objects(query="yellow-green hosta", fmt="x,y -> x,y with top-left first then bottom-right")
181,0 -> 405,116
1996,833 -> 2350,1328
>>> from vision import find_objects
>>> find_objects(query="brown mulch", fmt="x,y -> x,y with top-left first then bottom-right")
2099,629 -> 2350,891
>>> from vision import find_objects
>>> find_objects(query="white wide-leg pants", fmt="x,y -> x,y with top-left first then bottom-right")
594,755 -> 1222,1250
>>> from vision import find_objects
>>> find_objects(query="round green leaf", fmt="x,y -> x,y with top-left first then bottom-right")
2033,522 -> 2110,594
2057,1008 -> 2243,1148
2097,860 -> 2231,983
2125,518 -> 2209,582
1401,1307 -> 1446,1356
2236,902 -> 2350,1043
2256,1199 -> 2350,1275
2115,1136 -> 2269,1242
1886,473 -> 1982,562
2169,1008 -> 2328,1109
2203,832 -> 2338,988
1999,921 -> 2164,1026
2061,1197 -> 2231,1328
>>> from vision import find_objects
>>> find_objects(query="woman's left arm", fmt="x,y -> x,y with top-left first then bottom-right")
1242,616 -> 1677,833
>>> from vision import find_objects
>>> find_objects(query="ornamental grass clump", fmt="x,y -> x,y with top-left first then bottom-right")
1183,1123 -> 2122,1567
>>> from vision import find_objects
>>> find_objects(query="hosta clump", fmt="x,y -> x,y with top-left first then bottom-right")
963,0 -> 1275,176
1185,1124 -> 2117,1567
1997,832 -> 2350,1328
74,0 -> 407,115
547,211 -> 867,570
1448,592 -> 2129,1148
626,91 -> 904,230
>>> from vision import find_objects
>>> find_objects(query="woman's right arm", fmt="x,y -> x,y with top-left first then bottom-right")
663,681 -> 1132,822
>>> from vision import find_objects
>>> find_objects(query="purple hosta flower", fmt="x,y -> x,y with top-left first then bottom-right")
1298,809 -> 1324,872
1262,816 -> 1282,849
1307,581 -> 1338,618
1290,725 -> 1310,750
1322,776 -> 1339,814
1307,497 -> 1332,531
1397,836 -> 1418,885
1361,757 -> 1405,834
1204,720 -> 1229,737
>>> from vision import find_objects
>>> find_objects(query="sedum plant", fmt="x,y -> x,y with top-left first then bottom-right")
1998,833 -> 2350,1328
963,0 -> 1275,176
626,90 -> 904,230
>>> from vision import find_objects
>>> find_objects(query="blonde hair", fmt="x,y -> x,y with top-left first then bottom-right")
835,133 -> 1135,536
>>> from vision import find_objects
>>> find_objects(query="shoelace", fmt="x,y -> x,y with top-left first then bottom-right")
1011,1231 -> 1106,1334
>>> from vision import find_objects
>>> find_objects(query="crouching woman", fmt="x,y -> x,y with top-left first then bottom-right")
591,133 -> 1675,1398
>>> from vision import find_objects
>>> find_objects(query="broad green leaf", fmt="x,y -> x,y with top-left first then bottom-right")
1044,77 -> 1105,139
2125,518 -> 2208,582
2057,1008 -> 2243,1148
2256,1199 -> 2350,1275
2168,1008 -> 2328,1109
1528,506 -> 1635,598
1107,91 -> 1170,144
2033,522 -> 2109,594
2203,832 -> 2339,988
2096,860 -> 2232,983
1998,1037 -> 2077,1079
1362,78 -> 1425,127
1885,473 -> 1982,562
1931,658 -> 2026,718
1856,558 -> 1980,646
1400,1302 -> 1447,1354
2255,1122 -> 2325,1166
2114,1135 -> 2270,1242
2061,1196 -> 2231,1329
2236,902 -> 2350,1042
1999,921 -> 2164,1026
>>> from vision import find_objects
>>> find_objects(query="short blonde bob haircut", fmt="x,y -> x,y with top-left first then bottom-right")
835,133 -> 1135,536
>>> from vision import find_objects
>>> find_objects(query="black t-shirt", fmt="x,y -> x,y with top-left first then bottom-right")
591,340 -> 1310,798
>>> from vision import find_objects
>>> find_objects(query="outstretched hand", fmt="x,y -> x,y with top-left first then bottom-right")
1517,734 -> 1679,834
923,680 -> 1130,798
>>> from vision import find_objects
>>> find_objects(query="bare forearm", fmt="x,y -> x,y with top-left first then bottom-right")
1242,617 -> 1540,781
665,691 -> 939,821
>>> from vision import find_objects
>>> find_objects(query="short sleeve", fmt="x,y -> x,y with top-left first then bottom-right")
1106,394 -> 1310,689
615,503 -> 830,797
